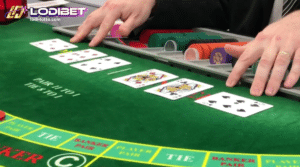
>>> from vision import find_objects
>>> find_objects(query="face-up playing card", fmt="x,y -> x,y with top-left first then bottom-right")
144,78 -> 213,100
112,69 -> 178,88
50,49 -> 107,64
70,56 -> 131,73
195,92 -> 273,117
30,38 -> 78,52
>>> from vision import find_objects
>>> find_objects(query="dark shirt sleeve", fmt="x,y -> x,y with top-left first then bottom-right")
145,0 -> 230,31
143,0 -> 278,37
227,0 -> 274,37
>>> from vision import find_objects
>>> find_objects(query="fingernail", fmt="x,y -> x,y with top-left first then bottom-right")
226,80 -> 232,87
266,87 -> 274,95
226,80 -> 235,87
89,39 -> 95,46
251,88 -> 263,96
284,79 -> 293,88
70,38 -> 75,43
89,43 -> 94,47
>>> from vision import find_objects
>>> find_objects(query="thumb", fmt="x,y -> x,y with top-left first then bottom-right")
118,14 -> 146,37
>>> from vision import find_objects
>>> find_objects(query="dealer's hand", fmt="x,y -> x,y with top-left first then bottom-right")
70,0 -> 156,47
225,10 -> 300,96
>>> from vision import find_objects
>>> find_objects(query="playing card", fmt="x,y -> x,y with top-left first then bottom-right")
195,92 -> 273,117
112,69 -> 178,88
144,78 -> 213,100
70,56 -> 131,73
30,38 -> 78,52
50,49 -> 107,64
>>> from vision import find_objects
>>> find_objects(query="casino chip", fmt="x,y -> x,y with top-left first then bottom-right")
164,40 -> 178,51
0,110 -> 6,121
184,42 -> 248,61
110,24 -> 122,38
129,41 -> 147,48
184,47 -> 201,61
210,47 -> 233,64
183,38 -> 239,52
139,29 -> 194,44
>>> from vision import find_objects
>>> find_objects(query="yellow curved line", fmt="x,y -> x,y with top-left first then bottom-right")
2,112 -> 300,167
5,112 -> 300,157
0,130 -> 98,157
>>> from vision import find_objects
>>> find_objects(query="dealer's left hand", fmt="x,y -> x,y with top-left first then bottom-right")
224,10 -> 300,96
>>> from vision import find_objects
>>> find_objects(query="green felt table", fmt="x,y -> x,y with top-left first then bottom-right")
0,19 -> 300,167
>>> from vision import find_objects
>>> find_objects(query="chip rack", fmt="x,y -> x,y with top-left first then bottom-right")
52,25 -> 300,100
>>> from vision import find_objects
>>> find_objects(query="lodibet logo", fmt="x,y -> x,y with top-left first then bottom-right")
5,6 -> 88,19
6,6 -> 27,19
29,7 -> 87,17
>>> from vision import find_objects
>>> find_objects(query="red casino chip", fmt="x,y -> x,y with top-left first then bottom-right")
184,42 -> 248,61
201,44 -> 212,59
129,41 -> 147,48
184,44 -> 202,61
0,110 -> 6,121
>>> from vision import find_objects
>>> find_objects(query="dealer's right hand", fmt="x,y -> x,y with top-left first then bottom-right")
70,0 -> 156,47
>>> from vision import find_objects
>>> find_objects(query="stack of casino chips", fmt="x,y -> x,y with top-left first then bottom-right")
147,32 -> 222,50
139,29 -> 194,44
183,39 -> 238,52
163,38 -> 238,52
128,41 -> 147,48
127,29 -> 193,48
184,42 -> 248,62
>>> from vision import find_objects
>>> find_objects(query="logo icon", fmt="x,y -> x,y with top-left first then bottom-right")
6,6 -> 27,19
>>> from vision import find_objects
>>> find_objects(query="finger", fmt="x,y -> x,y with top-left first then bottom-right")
89,10 -> 121,47
250,40 -> 279,96
118,16 -> 138,37
284,49 -> 300,88
118,13 -> 146,37
70,24 -> 94,43
70,25 -> 93,43
226,41 -> 263,88
71,9 -> 105,43
265,47 -> 294,96
224,44 -> 247,58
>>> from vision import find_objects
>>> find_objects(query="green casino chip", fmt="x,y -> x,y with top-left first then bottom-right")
148,32 -> 222,51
